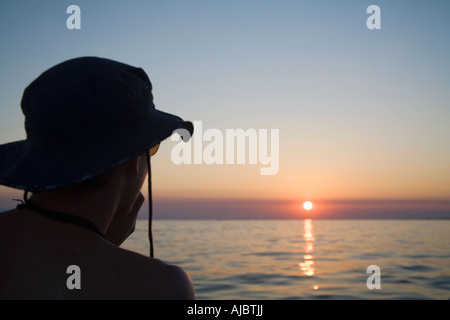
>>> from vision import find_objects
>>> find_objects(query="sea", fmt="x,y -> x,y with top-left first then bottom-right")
121,219 -> 450,300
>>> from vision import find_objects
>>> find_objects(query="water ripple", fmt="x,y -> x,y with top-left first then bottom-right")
122,219 -> 450,299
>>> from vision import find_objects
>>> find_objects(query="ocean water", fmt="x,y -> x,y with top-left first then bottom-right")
121,219 -> 450,300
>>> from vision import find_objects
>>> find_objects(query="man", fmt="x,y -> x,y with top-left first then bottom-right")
0,57 -> 195,299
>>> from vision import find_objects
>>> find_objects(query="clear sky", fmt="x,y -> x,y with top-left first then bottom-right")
1,1 -> 450,218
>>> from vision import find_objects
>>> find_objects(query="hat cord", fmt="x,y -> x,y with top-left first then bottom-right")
12,190 -> 30,205
15,190 -> 106,238
16,199 -> 106,239
145,150 -> 154,258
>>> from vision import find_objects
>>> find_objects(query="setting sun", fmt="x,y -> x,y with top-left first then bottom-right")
303,201 -> 313,211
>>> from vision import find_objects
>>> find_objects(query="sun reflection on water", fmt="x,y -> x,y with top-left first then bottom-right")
299,219 -> 316,278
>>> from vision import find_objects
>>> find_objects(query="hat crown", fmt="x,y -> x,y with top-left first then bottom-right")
21,57 -> 155,151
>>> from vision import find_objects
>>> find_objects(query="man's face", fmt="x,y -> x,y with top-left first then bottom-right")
105,191 -> 145,246
105,154 -> 149,245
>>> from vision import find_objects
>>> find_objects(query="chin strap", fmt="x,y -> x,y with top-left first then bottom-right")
145,150 -> 154,258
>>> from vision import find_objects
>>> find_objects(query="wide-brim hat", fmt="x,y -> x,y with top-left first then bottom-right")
0,57 -> 193,193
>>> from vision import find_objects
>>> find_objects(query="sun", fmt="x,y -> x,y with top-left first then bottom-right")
303,201 -> 313,211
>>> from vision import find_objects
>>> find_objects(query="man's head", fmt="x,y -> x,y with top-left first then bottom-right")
0,57 -> 192,192
0,57 -> 193,254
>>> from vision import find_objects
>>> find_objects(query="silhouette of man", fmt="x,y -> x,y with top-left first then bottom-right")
0,57 -> 195,299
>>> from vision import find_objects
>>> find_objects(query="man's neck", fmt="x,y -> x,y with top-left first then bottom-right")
28,187 -> 120,235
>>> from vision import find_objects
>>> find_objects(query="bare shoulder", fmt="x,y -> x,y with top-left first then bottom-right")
0,210 -> 194,299
105,247 -> 195,300
147,258 -> 195,300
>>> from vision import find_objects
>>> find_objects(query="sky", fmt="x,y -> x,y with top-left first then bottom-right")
1,0 -> 450,218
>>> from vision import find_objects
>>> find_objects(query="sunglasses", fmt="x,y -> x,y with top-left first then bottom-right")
149,143 -> 160,156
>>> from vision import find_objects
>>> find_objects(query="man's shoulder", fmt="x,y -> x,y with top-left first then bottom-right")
105,247 -> 195,299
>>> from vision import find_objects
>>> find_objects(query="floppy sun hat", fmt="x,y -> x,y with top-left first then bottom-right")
0,56 -> 192,192
0,56 -> 193,257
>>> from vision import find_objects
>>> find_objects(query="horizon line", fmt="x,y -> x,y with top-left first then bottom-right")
2,197 -> 450,219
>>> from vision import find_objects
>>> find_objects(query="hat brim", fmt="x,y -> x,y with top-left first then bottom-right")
0,109 -> 193,193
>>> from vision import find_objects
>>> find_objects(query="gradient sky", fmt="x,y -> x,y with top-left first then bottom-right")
1,1 -> 450,218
